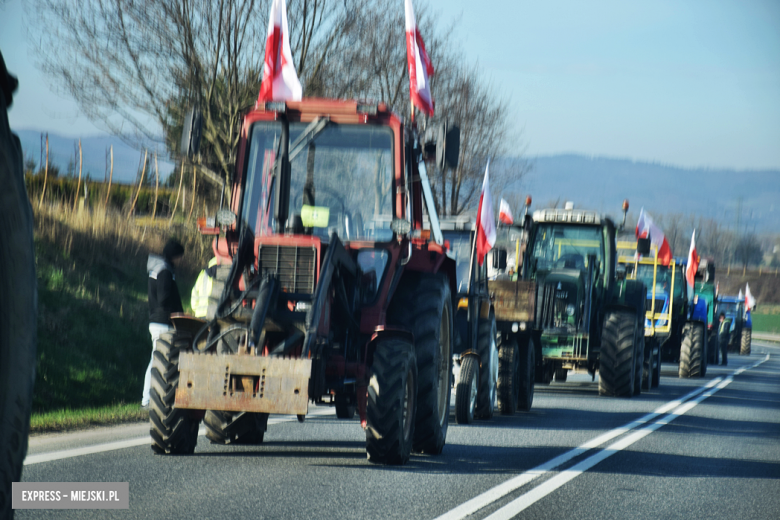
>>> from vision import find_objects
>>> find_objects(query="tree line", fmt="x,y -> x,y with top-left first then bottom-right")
28,0 -> 529,217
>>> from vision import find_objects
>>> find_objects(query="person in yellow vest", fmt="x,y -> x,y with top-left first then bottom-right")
191,257 -> 218,318
717,312 -> 728,366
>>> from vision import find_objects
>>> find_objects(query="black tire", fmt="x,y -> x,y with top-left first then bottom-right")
652,345 -> 661,388
679,322 -> 705,378
554,367 -> 568,383
149,332 -> 201,454
366,338 -> 417,465
642,338 -> 654,391
0,109 -> 37,519
598,310 -> 637,397
204,411 -> 268,444
455,356 -> 479,424
388,274 -> 452,454
534,361 -> 552,385
729,326 -> 740,353
497,338 -> 519,415
634,333 -> 644,395
517,337 -> 535,412
475,312 -> 498,420
708,331 -> 719,365
335,392 -> 357,419
740,328 -> 751,356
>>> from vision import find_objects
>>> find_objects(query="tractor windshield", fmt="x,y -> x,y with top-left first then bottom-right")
443,230 -> 476,294
241,121 -> 395,242
635,264 -> 671,295
531,224 -> 603,272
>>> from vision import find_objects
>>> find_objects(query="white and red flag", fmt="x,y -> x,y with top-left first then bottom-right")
636,208 -> 672,266
745,283 -> 756,311
499,198 -> 514,225
685,230 -> 699,289
404,0 -> 435,116
257,0 -> 302,104
475,160 -> 496,266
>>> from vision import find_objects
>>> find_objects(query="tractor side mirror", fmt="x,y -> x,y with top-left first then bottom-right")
180,107 -> 203,159
436,123 -> 460,171
637,237 -> 651,256
491,249 -> 508,270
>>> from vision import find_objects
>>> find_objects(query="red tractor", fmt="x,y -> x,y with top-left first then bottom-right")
149,99 -> 459,465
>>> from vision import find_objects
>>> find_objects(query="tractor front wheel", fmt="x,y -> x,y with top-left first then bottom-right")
455,356 -> 479,424
517,337 -> 536,411
204,411 -> 268,445
740,328 -> 752,356
149,332 -> 200,454
388,274 -> 453,454
679,322 -> 705,378
598,310 -> 637,397
366,338 -> 417,465
497,338 -> 519,415
475,312 -> 498,420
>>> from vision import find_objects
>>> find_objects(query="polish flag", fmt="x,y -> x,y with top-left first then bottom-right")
499,199 -> 514,225
475,160 -> 496,266
745,283 -> 756,311
635,208 -> 672,266
404,0 -> 435,116
257,0 -> 302,104
685,230 -> 699,289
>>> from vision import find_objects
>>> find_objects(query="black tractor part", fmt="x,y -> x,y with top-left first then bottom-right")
497,338 -> 519,415
388,274 -> 453,454
455,355 -> 479,424
366,338 -> 417,465
679,322 -> 705,378
149,332 -> 201,455
475,312 -> 498,419
599,310 -> 637,397
204,411 -> 269,445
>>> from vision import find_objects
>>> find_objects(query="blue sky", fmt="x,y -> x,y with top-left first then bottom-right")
2,0 -> 779,170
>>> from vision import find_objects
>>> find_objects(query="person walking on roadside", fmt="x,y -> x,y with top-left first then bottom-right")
142,239 -> 184,408
718,312 -> 728,366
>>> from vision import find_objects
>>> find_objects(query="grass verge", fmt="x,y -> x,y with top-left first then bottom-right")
30,403 -> 147,434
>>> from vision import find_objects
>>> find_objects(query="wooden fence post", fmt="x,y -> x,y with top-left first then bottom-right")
152,153 -> 159,220
129,150 -> 148,216
170,162 -> 185,220
104,145 -> 113,207
39,133 -> 48,209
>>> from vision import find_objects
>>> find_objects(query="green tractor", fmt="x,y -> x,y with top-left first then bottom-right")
514,201 -> 647,397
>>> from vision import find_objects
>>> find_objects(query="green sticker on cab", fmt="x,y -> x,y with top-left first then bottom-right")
301,205 -> 330,227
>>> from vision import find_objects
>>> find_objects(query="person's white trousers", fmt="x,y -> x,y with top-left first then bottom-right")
142,322 -> 173,406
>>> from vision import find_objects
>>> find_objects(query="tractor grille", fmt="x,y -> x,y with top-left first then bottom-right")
536,281 -> 576,331
258,245 -> 317,294
647,298 -> 665,313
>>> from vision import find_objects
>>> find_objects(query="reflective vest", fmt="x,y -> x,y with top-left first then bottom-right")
191,257 -> 218,318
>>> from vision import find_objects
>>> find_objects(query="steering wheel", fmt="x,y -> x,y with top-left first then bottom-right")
556,254 -> 585,270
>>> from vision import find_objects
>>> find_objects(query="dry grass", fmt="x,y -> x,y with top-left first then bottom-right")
32,200 -> 215,415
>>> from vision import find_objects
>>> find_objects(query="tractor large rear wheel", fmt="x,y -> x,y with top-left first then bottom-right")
497,338 -> 519,415
204,411 -> 268,445
517,337 -> 536,411
0,117 -> 37,519
740,328 -> 752,356
599,311 -> 637,397
388,274 -> 452,454
149,332 -> 200,454
475,312 -> 498,420
679,322 -> 705,378
634,334 -> 644,395
366,338 -> 417,465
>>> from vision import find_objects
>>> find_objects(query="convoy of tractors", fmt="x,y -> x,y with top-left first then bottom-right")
148,96 -> 756,466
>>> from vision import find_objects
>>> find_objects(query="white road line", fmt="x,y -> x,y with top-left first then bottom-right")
24,407 -> 336,466
433,377 -> 723,520
448,355 -> 769,520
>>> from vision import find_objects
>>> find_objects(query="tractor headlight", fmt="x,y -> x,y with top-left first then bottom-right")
512,322 -> 519,333
566,304 -> 575,316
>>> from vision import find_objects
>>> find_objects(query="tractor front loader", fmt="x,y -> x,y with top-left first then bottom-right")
150,99 -> 459,465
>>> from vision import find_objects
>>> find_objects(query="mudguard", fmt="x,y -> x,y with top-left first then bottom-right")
609,278 -> 647,322
690,297 -> 708,324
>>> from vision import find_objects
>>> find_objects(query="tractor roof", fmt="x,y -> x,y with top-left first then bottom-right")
718,296 -> 744,303
532,207 -> 601,225
251,98 -> 398,122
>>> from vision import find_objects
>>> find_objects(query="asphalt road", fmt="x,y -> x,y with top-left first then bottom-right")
17,342 -> 780,519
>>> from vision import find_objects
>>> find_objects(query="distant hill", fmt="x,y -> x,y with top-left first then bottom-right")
508,154 -> 780,233
14,130 -> 175,185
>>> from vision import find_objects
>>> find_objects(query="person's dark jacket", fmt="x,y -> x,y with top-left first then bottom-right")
147,254 -> 183,324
